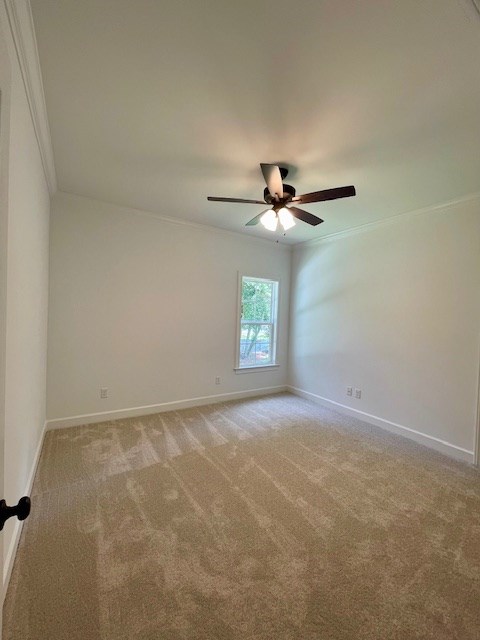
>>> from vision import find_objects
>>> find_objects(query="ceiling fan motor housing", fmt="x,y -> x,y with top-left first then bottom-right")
264,183 -> 296,204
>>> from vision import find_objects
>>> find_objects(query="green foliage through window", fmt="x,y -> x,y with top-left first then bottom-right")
239,277 -> 278,367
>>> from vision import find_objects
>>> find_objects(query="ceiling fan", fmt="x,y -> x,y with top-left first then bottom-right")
207,164 -> 356,231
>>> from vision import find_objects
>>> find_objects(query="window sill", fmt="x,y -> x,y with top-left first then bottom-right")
234,364 -> 280,374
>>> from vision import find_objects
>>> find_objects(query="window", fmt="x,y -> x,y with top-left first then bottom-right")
236,275 -> 279,370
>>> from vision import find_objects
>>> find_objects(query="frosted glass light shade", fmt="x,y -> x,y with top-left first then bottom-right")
260,209 -> 278,231
278,207 -> 296,230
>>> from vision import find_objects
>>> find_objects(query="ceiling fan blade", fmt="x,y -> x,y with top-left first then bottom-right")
245,209 -> 271,226
293,185 -> 356,205
208,196 -> 266,204
260,163 -> 283,200
288,206 -> 324,226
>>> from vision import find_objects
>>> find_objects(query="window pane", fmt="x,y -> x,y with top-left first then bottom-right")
237,276 -> 278,369
241,280 -> 273,322
240,323 -> 272,366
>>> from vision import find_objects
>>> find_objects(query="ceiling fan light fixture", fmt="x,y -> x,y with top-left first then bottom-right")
278,207 -> 296,230
260,209 -> 278,231
208,163 -> 356,230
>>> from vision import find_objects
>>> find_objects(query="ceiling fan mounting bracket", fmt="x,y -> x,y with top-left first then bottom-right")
264,183 -> 296,205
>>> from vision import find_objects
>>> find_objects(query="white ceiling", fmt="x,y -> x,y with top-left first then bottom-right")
31,0 -> 480,244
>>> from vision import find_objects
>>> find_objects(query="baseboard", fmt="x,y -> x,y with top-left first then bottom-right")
288,386 -> 475,464
46,386 -> 288,430
3,419 -> 47,597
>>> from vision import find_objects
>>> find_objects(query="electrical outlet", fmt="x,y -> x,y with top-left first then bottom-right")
355,388 -> 361,399
215,377 -> 220,385
346,386 -> 353,397
100,387 -> 108,399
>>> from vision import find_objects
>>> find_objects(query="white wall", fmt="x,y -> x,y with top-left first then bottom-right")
47,192 -> 291,423
0,7 -> 11,615
1,4 -> 50,589
289,197 -> 480,460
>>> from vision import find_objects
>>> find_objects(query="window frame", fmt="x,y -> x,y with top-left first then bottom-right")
234,273 -> 280,372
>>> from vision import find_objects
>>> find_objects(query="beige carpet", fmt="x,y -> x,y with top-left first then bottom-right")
4,393 -> 480,639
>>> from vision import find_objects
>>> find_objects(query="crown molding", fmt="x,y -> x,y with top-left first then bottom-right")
294,191 -> 480,250
4,0 -> 57,194
55,190 -> 293,251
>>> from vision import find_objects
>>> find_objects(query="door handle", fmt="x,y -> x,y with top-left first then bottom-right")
0,497 -> 31,531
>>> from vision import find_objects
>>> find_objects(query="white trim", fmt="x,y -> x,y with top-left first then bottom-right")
294,192 -> 480,249
3,419 -> 47,594
56,191 -> 293,250
4,0 -> 57,193
235,273 -> 280,370
46,386 -> 287,430
234,364 -> 280,373
288,386 -> 475,464
235,271 -> 243,368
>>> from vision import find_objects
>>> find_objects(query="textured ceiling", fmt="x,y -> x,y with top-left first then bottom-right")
31,0 -> 480,244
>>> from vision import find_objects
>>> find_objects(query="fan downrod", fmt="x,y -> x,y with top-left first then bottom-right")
263,182 -> 295,205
